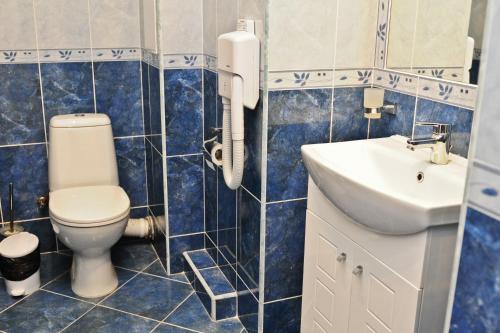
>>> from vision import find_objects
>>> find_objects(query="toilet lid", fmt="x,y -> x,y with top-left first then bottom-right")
0,232 -> 39,258
49,185 -> 130,226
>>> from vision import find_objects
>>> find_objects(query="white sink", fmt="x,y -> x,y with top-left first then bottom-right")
301,136 -> 468,235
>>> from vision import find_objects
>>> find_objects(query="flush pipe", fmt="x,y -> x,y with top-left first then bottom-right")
123,216 -> 155,240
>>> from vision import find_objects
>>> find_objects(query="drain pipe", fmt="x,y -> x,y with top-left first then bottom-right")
124,216 -> 155,240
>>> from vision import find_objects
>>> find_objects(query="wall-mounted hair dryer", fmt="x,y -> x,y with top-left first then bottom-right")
217,20 -> 259,190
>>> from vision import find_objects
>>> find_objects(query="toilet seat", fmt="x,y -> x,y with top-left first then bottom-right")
49,185 -> 130,228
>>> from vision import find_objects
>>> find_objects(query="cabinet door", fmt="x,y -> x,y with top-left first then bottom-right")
348,245 -> 421,333
301,211 -> 353,333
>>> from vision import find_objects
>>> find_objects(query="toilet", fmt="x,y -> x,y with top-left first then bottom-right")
48,114 -> 130,298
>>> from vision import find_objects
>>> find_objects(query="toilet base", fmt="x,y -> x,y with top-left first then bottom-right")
71,250 -> 118,298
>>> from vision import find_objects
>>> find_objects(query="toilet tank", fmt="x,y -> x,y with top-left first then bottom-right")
49,114 -> 119,191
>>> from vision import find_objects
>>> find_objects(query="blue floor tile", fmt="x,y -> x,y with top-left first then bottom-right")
187,250 -> 216,269
0,278 -> 20,311
144,260 -> 190,284
64,306 -> 157,333
199,267 -> 235,296
111,242 -> 158,271
152,323 -> 194,333
0,290 -> 93,333
165,294 -> 244,333
43,267 -> 136,303
40,252 -> 72,285
102,274 -> 193,321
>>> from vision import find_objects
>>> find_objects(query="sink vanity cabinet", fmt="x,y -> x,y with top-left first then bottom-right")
301,180 -> 458,333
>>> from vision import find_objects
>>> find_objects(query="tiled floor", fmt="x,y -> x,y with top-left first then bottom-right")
0,241 -> 245,333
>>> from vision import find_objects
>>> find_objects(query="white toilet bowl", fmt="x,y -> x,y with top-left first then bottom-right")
49,185 -> 130,298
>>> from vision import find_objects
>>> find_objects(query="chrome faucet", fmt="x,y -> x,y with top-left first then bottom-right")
407,122 -> 452,165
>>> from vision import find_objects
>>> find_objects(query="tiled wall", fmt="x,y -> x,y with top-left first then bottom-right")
449,2 -> 500,331
0,0 -> 148,253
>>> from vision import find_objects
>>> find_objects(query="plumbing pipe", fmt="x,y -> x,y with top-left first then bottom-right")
123,216 -> 155,240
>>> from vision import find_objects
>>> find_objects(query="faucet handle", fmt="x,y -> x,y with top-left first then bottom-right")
415,122 -> 451,136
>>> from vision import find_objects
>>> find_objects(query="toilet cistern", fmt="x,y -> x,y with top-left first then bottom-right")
407,122 -> 452,165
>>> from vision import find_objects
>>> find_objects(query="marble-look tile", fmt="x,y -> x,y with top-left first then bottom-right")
203,0 -> 216,57
450,208 -> 500,332
0,290 -> 92,333
130,207 -> 148,219
237,189 -> 261,290
166,155 -> 204,236
187,250 -> 216,269
39,252 -> 72,284
40,62 -> 94,123
152,229 -> 167,270
65,306 -> 156,333
142,62 -> 151,136
241,91 -> 263,199
114,137 -> 148,207
0,144 -> 48,220
111,242 -> 157,272
94,61 -> 143,137
146,140 -> 164,206
15,219 -> 56,253
152,323 -> 194,333
204,69 -> 217,140
264,200 -> 306,301
165,69 -> 203,156
102,274 -> 192,320
44,267 -> 135,303
199,267 -> 234,295
218,168 -> 237,229
415,98 -> 473,157
267,89 -> 332,202
369,90 -> 416,139
149,66 -> 162,138
204,156 -> 217,234
237,275 -> 259,333
169,233 -> 204,274
218,228 -> 237,265
263,296 -> 302,333
0,64 -> 44,145
332,87 -> 369,142
0,0 -> 37,50
165,294 -> 244,333
215,297 -> 237,320
0,278 -> 20,311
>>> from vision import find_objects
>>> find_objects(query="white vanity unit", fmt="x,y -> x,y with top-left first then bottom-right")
300,136 -> 467,333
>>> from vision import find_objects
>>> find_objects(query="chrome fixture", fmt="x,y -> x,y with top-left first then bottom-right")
407,122 -> 452,165
0,183 -> 24,237
37,195 -> 49,209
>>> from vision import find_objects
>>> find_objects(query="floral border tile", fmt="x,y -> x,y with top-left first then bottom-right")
268,70 -> 333,90
142,49 -> 160,68
92,48 -> 141,62
468,160 -> 500,220
38,49 -> 91,63
334,69 -> 373,87
374,0 -> 391,68
204,55 -> 217,71
373,69 -> 418,95
163,54 -> 204,68
0,50 -> 38,64
417,76 -> 477,110
411,67 -> 464,81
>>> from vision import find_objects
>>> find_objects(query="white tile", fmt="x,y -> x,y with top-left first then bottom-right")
90,0 -> 141,49
217,0 -> 238,37
140,0 -> 157,52
160,0 -> 203,54
373,69 -> 418,96
0,0 -> 37,50
268,0 -> 338,72
238,0 -> 265,22
417,76 -> 477,110
34,0 -> 91,49
335,0 -> 378,69
203,0 -> 217,57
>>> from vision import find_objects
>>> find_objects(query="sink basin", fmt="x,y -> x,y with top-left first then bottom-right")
301,136 -> 467,235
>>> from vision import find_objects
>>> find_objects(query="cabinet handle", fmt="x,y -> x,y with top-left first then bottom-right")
352,265 -> 363,276
336,253 -> 347,263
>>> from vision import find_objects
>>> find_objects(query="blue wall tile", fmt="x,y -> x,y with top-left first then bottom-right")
142,62 -> 151,136
94,61 -> 143,137
237,189 -> 261,290
146,139 -> 164,207
169,233 -> 205,274
263,297 -> 302,333
165,69 -> 202,156
264,199 -> 306,301
267,89 -> 331,202
332,87 -> 369,142
152,229 -> 167,269
242,91 -> 263,199
0,64 -> 44,145
167,155 -> 204,236
115,137 -> 148,207
218,169 -> 236,230
369,90 -> 415,139
415,98 -> 473,158
40,62 -> 94,122
149,66 -> 162,137
203,70 -> 217,141
237,275 -> 258,333
0,144 -> 48,220
450,208 -> 500,332
204,156 -> 217,237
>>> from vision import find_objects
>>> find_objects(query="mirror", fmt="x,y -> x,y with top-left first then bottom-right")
386,0 -> 487,85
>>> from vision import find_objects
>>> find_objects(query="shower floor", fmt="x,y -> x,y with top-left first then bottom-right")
0,241 -> 245,333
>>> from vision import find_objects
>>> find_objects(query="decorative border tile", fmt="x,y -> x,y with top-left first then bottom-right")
163,54 -> 204,68
39,49 -> 91,63
92,48 -> 141,62
417,76 -> 477,110
374,0 -> 391,68
204,55 -> 217,71
468,160 -> 500,220
373,69 -> 418,95
334,69 -> 373,87
268,70 -> 333,90
142,49 -> 160,68
0,50 -> 38,64
411,67 -> 464,81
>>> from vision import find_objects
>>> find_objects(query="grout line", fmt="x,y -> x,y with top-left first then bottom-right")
266,197 -> 307,205
168,231 -> 205,239
165,152 -> 204,159
86,0 -> 97,114
240,185 -> 261,203
151,291 -> 198,332
263,294 -> 302,305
